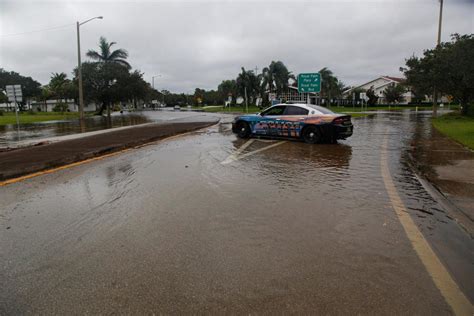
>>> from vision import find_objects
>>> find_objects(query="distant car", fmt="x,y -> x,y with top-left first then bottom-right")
231,103 -> 353,143
174,105 -> 181,111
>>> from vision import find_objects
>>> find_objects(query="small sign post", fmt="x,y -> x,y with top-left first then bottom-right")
5,84 -> 22,138
298,73 -> 321,93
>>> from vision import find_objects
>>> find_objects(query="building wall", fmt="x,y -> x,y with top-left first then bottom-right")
30,100 -> 97,112
348,77 -> 414,104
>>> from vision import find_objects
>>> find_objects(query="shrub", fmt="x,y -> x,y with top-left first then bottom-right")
52,103 -> 68,112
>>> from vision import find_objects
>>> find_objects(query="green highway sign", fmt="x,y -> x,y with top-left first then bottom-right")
298,73 -> 321,93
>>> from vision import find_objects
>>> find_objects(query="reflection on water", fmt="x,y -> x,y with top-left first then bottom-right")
0,113 -> 149,148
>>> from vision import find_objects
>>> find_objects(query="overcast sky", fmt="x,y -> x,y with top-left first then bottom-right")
1,0 -> 473,93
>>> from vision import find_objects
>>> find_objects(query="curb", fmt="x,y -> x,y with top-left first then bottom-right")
405,151 -> 474,238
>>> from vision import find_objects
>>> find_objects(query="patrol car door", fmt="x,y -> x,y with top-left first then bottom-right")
282,106 -> 309,137
257,105 -> 287,136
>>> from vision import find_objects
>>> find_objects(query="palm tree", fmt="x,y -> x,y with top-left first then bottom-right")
49,72 -> 70,104
236,67 -> 260,104
86,36 -> 131,69
319,67 -> 345,103
261,61 -> 291,96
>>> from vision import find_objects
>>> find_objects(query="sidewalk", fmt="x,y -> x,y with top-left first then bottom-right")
410,126 -> 474,235
0,120 -> 218,181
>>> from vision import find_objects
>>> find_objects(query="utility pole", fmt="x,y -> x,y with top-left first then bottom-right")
433,0 -> 443,116
254,66 -> 259,74
245,87 -> 248,113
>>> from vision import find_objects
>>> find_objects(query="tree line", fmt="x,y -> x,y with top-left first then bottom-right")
1,33 -> 472,116
0,36 -> 158,115
191,62 -> 348,108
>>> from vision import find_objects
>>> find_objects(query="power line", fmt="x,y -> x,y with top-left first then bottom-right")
1,23 -> 75,38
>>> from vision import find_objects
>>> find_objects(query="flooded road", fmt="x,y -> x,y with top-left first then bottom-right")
0,112 -> 472,314
0,110 -> 220,149
0,113 -> 150,148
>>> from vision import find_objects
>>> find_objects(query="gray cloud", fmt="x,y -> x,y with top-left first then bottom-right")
1,0 -> 473,93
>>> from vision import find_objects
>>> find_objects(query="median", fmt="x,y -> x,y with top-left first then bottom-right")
0,119 -> 219,181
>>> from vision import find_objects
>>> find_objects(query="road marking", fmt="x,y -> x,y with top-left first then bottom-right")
221,139 -> 286,165
221,139 -> 255,164
380,135 -> 473,315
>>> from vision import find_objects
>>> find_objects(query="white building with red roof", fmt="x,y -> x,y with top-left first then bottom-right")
343,76 -> 414,104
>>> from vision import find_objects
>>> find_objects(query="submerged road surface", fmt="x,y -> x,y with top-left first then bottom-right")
1,112 -> 473,314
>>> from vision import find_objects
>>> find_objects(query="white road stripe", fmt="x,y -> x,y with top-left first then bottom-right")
221,139 -> 286,164
221,139 -> 255,164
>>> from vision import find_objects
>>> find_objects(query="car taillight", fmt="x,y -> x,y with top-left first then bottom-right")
333,116 -> 351,125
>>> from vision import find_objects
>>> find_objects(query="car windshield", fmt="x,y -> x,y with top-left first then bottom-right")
307,105 -> 335,114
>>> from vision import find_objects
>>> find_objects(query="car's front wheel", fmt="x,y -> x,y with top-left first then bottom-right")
236,121 -> 251,138
302,126 -> 321,144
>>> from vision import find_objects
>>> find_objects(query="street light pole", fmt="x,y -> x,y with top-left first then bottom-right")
76,22 -> 84,120
76,16 -> 103,120
152,75 -> 161,90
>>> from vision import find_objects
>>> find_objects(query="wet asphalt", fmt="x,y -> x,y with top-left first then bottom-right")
0,111 -> 472,314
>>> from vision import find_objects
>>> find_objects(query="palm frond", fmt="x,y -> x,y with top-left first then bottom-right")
86,50 -> 104,61
108,49 -> 129,60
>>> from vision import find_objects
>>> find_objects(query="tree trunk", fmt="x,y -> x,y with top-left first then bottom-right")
460,97 -> 469,116
96,102 -> 106,116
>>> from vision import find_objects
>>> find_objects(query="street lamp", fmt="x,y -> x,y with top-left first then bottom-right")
77,16 -> 103,120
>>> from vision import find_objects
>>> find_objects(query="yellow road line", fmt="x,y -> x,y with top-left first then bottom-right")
0,126 -> 214,187
0,148 -> 132,187
380,135 -> 473,315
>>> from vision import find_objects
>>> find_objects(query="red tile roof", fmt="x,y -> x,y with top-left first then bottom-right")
383,76 -> 405,83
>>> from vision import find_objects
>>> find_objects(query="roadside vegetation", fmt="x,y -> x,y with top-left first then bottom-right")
1,33 -> 471,127
327,105 -> 459,112
432,112 -> 474,150
0,111 -> 83,126
402,34 -> 473,116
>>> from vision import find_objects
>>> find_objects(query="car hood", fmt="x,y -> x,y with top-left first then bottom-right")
234,114 -> 259,121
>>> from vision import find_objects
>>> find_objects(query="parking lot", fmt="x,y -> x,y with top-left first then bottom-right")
1,112 -> 472,314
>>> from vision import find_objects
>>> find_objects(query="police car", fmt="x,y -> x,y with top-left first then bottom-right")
231,103 -> 353,143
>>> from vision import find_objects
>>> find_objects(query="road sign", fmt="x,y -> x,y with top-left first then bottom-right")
5,84 -> 23,102
298,73 -> 321,93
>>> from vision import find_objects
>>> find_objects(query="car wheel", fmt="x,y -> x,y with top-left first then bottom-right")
236,121 -> 251,138
302,126 -> 321,144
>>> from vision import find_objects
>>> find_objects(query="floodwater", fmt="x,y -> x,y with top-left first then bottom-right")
0,110 -> 222,149
0,113 -> 149,148
0,112 -> 472,314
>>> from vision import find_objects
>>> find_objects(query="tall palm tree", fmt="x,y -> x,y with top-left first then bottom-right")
49,72 -> 69,103
86,36 -> 131,69
319,67 -> 340,101
261,61 -> 291,96
237,67 -> 259,103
